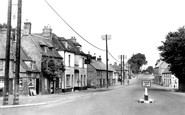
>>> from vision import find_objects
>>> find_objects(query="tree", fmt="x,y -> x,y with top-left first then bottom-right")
42,57 -> 65,79
146,66 -> 154,74
158,26 -> 185,91
0,23 -> 8,28
128,53 -> 147,74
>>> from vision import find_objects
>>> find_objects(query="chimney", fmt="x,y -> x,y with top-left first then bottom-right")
71,36 -> 76,43
43,26 -> 52,39
23,21 -> 31,35
97,56 -> 102,62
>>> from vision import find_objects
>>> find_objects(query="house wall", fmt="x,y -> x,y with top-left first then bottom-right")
74,54 -> 87,89
162,73 -> 179,89
87,64 -> 113,87
87,64 -> 97,86
58,51 -> 74,92
113,71 -> 119,85
154,61 -> 169,85
58,51 -> 87,91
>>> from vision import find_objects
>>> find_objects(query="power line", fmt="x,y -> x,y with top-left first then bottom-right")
108,51 -> 120,62
44,0 -> 119,62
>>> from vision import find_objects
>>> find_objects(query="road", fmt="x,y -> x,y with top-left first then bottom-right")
1,75 -> 185,115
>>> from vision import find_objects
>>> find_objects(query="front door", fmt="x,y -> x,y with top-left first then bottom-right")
36,78 -> 39,94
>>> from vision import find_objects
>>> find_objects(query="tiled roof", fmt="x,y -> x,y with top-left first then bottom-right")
52,35 -> 87,56
30,34 -> 62,58
162,67 -> 171,74
91,60 -> 114,71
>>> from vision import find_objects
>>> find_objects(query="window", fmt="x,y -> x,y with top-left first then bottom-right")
59,78 -> 62,88
28,79 -> 34,87
82,58 -> 84,68
84,75 -> 86,86
68,55 -> 71,67
44,78 -> 47,90
0,79 -> 4,88
81,75 -> 83,86
0,61 -> 3,70
66,75 -> 70,87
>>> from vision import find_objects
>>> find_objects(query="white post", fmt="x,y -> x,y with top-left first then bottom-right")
144,87 -> 148,100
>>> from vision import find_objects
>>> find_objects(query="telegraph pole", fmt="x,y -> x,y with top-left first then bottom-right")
3,0 -> 12,105
102,34 -> 111,89
120,55 -> 123,85
13,0 -> 22,105
123,55 -> 125,85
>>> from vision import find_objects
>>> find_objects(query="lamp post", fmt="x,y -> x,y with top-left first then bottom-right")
102,34 -> 111,89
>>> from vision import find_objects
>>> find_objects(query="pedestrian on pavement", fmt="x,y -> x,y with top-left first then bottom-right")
127,79 -> 129,85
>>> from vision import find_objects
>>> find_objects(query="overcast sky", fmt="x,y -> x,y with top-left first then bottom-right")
1,0 -> 185,67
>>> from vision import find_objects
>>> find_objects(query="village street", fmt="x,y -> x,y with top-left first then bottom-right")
0,75 -> 185,115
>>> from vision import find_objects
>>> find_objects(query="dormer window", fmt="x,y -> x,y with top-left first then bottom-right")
62,41 -> 68,48
39,41 -> 47,53
47,43 -> 54,53
32,61 -> 36,70
76,46 -> 81,51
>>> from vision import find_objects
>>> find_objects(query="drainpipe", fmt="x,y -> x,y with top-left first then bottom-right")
63,51 -> 66,92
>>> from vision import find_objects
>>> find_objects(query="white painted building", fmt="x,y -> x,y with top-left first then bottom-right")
162,67 -> 179,89
53,36 -> 87,92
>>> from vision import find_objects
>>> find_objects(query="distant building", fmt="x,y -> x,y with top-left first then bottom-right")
153,59 -> 169,85
162,67 -> 179,89
87,56 -> 114,87
109,62 -> 120,85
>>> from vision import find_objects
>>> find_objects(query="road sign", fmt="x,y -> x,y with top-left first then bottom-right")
142,80 -> 151,87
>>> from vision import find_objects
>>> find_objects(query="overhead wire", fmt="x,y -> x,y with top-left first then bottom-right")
44,0 -> 120,62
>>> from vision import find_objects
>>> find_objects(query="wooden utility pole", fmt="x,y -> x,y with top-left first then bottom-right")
3,0 -> 12,105
120,55 -> 123,85
102,34 -> 111,89
105,35 -> 108,89
123,55 -> 125,85
13,0 -> 22,105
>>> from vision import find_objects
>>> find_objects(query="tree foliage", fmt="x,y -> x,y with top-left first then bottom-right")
41,57 -> 65,79
0,23 -> 8,28
128,53 -> 147,73
143,66 -> 154,74
158,27 -> 185,90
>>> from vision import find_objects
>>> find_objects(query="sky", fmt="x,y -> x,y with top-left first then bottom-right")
1,0 -> 185,68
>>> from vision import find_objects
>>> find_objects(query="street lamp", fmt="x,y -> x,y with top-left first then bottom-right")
102,34 -> 111,89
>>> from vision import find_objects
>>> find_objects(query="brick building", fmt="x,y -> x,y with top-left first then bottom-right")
87,56 -> 114,87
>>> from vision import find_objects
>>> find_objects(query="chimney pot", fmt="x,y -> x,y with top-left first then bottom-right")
43,25 -> 52,39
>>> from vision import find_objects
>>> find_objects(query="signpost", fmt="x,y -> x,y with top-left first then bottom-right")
138,80 -> 154,103
142,80 -> 151,101
142,80 -> 151,88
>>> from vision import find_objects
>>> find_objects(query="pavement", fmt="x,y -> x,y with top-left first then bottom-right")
0,77 -> 151,109
0,83 -> 127,109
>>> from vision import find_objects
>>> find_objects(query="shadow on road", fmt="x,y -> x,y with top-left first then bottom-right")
149,88 -> 171,92
86,88 -> 113,92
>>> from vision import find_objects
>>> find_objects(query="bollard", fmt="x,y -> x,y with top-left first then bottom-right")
144,87 -> 149,101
